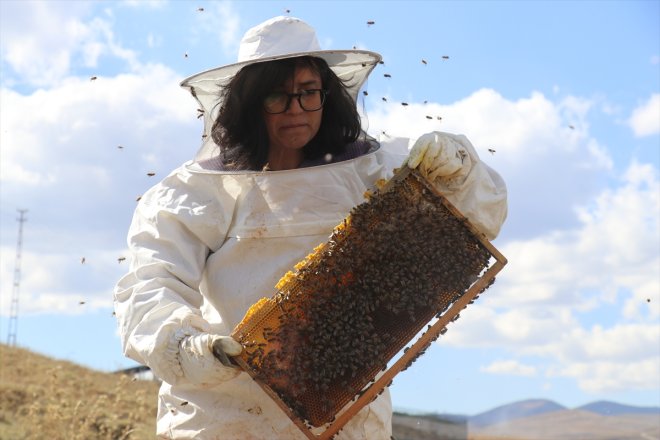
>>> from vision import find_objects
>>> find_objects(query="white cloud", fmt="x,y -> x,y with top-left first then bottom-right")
556,358 -> 660,393
1,62 -> 202,316
1,64 -> 197,188
481,359 -> 537,377
557,324 -> 659,363
0,1 -> 139,87
0,245 -> 127,315
193,1 -> 241,58
365,88 -> 614,239
628,93 -> 660,137
437,159 -> 659,394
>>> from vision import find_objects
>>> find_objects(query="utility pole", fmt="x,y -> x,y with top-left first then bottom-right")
7,209 -> 27,347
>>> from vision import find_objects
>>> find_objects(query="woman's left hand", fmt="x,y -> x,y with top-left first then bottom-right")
405,131 -> 467,182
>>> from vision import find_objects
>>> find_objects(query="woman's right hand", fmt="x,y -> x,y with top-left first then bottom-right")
178,334 -> 243,385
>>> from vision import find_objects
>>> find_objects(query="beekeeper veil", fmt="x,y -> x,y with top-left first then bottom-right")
180,16 -> 382,162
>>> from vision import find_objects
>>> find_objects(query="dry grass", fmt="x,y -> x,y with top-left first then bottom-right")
0,344 -> 159,440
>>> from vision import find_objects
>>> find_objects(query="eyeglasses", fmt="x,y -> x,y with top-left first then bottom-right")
263,89 -> 328,114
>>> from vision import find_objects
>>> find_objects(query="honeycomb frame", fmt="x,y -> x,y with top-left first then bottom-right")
230,166 -> 508,440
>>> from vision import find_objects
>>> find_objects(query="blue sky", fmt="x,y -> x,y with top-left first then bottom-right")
1,0 -> 658,417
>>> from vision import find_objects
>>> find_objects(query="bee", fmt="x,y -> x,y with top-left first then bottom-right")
426,115 -> 432,119
180,401 -> 189,406
381,97 -> 387,102
184,52 -> 188,58
401,102 -> 408,106
367,20 -> 375,26
136,195 -> 142,202
81,257 -> 86,264
442,55 -> 449,60
421,59 -> 427,65
383,73 -> 391,78
362,90 -> 368,96
488,148 -> 496,155
117,145 -> 123,149
569,124 -> 575,130
90,76 -> 97,81
79,301 -> 86,305
197,7 -> 204,12
147,172 -> 156,177
118,257 -> 126,263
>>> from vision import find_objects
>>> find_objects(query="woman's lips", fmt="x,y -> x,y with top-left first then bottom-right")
280,123 -> 308,131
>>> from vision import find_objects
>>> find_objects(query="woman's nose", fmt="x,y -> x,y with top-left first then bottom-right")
285,95 -> 304,114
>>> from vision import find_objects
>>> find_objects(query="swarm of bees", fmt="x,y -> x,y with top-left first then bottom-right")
232,169 -> 498,428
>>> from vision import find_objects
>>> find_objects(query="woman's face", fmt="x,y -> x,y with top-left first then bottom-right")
263,65 -> 323,170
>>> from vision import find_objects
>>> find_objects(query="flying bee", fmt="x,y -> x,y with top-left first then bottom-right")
488,148 -> 496,155
383,73 -> 391,78
363,90 -> 368,96
367,20 -> 375,26
421,59 -> 427,65
426,115 -> 432,119
118,257 -> 126,263
401,102 -> 408,106
90,76 -> 97,81
147,172 -> 156,177
442,55 -> 449,60
381,97 -> 387,102
197,7 -> 204,11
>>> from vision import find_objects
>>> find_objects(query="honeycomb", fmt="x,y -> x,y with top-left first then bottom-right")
231,167 -> 506,437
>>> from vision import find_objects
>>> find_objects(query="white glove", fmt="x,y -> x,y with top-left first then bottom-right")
178,333 -> 243,385
405,131 -> 467,181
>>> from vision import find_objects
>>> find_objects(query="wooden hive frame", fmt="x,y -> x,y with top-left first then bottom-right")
231,166 -> 508,440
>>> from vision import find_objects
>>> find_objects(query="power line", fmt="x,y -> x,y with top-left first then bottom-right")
7,209 -> 27,347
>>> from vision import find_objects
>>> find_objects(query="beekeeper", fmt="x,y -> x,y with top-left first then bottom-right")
114,15 -> 507,440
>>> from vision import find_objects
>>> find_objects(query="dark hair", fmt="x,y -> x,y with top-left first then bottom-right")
211,56 -> 362,170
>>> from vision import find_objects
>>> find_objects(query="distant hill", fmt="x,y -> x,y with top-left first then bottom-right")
469,409 -> 660,440
468,398 -> 660,440
578,400 -> 660,416
469,398 -> 566,428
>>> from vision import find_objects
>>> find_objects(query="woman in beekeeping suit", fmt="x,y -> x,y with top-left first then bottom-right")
114,15 -> 507,440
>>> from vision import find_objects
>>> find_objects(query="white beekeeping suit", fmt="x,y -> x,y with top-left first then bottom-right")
114,15 -> 507,440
